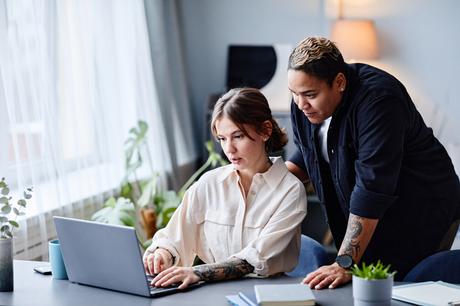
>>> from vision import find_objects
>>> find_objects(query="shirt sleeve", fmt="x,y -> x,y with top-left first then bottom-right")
350,95 -> 405,219
145,183 -> 201,267
230,180 -> 307,275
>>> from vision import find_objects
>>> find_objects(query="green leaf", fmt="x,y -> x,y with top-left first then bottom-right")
17,199 -> 27,207
13,207 -> 21,215
0,225 -> 9,232
120,182 -> 133,199
1,187 -> 9,195
138,177 -> 157,208
24,191 -> 32,199
1,205 -> 11,214
103,197 -> 117,208
91,197 -> 136,227
0,216 -> 8,222
350,260 -> 395,280
0,197 -> 8,204
3,229 -> 13,239
9,220 -> 19,228
0,179 -> 6,188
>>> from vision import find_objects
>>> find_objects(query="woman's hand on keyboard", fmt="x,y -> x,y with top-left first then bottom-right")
151,266 -> 201,290
143,248 -> 174,275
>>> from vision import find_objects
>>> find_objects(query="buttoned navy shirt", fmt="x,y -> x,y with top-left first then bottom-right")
289,63 -> 460,279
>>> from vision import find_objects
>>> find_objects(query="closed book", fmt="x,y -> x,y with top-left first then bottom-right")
392,281 -> 460,306
254,284 -> 315,306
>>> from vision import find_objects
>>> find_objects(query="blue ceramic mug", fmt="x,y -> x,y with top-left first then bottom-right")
48,239 -> 68,279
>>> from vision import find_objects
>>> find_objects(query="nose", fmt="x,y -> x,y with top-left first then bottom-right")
297,95 -> 310,111
224,140 -> 236,154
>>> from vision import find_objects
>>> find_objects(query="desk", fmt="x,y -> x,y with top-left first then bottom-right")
1,261 -> 410,306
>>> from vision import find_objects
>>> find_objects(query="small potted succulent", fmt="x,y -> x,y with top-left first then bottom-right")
0,177 -> 32,292
351,260 -> 396,306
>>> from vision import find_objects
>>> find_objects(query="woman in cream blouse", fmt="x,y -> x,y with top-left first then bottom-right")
143,88 -> 307,289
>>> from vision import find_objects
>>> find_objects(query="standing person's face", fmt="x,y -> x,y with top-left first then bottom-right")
214,116 -> 268,175
287,69 -> 345,124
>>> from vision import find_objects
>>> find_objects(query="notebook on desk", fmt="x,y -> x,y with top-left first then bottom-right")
53,216 -> 203,297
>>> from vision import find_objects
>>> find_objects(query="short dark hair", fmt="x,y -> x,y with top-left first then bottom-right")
288,36 -> 346,85
211,88 -> 288,152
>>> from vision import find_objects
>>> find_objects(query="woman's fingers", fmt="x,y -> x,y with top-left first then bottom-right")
153,253 -> 164,274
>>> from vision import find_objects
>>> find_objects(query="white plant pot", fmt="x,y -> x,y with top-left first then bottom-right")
0,238 -> 14,292
352,274 -> 393,306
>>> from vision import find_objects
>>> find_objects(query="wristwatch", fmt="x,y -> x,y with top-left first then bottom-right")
335,254 -> 354,270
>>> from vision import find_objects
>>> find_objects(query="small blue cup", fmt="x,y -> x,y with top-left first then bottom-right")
49,239 -> 68,279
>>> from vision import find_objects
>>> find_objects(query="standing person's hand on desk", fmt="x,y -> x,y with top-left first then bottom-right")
143,248 -> 174,275
302,262 -> 351,289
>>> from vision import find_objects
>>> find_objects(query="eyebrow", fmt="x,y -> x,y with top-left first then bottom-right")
216,130 -> 243,137
288,87 -> 316,95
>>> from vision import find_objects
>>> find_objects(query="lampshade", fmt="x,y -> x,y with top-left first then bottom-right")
331,19 -> 379,60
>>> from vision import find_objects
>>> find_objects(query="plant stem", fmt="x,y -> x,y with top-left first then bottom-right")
178,158 -> 212,197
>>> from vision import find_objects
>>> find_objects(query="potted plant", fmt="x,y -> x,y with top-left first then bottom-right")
91,120 -> 227,248
351,260 -> 396,306
0,177 -> 33,292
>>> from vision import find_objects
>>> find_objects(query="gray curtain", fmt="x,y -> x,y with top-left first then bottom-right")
143,0 -> 197,190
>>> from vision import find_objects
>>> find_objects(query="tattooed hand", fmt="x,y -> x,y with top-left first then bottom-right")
302,262 -> 351,289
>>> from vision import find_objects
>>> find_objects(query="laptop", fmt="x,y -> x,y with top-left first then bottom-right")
53,216 -> 203,297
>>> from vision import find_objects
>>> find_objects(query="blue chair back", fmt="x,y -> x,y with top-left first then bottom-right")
403,250 -> 460,283
287,235 -> 329,277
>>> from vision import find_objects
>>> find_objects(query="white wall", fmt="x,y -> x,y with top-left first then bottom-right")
178,0 -> 460,160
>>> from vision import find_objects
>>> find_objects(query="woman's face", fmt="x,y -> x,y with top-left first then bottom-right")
288,69 -> 345,124
214,116 -> 268,175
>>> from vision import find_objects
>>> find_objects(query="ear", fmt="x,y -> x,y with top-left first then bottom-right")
261,120 -> 273,140
335,72 -> 347,92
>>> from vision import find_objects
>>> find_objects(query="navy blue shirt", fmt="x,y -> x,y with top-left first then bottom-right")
289,63 -> 460,279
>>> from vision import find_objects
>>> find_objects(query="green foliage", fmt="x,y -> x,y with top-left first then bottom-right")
124,120 -> 149,182
91,120 -> 227,242
0,177 -> 33,239
91,197 -> 136,227
350,260 -> 396,280
177,140 -> 227,199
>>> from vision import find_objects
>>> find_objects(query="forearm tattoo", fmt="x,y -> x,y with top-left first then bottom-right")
342,215 -> 363,258
192,258 -> 254,282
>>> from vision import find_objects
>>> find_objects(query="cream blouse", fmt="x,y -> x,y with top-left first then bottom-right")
146,156 -> 307,276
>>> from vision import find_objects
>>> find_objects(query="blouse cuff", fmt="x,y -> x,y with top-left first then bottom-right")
147,238 -> 180,266
231,247 -> 269,276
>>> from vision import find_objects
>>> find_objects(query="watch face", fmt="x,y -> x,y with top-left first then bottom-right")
336,254 -> 353,269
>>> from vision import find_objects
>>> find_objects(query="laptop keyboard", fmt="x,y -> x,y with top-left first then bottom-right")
146,274 -> 182,297
146,275 -> 204,297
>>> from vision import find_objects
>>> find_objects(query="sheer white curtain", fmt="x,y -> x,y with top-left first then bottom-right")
0,0 -> 192,259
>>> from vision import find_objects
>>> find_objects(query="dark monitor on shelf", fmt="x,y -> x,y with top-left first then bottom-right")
226,45 -> 277,90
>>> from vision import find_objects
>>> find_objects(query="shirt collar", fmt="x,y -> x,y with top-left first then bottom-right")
216,156 -> 288,189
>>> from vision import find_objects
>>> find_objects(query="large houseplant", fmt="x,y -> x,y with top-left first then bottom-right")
351,260 -> 396,306
91,121 -> 227,247
0,178 -> 33,291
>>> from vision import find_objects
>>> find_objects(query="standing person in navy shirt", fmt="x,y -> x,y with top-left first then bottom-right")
286,36 -> 460,289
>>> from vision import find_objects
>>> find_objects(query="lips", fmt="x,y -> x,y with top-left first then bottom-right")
229,157 -> 241,164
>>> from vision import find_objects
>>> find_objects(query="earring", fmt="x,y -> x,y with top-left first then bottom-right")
340,87 -> 345,92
